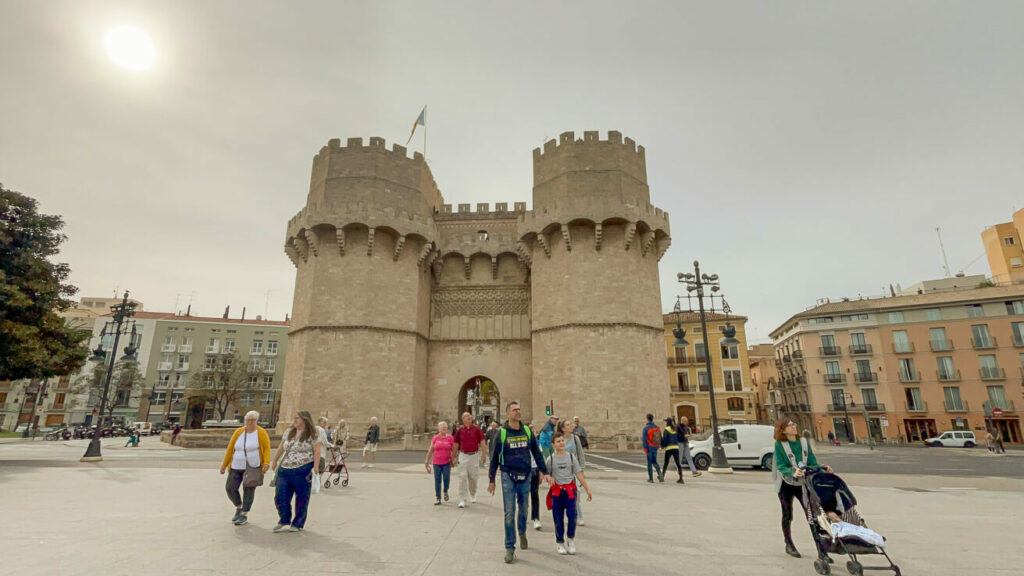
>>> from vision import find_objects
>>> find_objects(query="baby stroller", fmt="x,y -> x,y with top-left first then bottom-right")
322,444 -> 350,489
799,466 -> 900,575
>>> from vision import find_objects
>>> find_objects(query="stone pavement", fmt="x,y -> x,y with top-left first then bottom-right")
0,440 -> 1022,575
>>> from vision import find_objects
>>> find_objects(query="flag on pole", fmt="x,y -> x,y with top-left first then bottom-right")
405,106 -> 426,146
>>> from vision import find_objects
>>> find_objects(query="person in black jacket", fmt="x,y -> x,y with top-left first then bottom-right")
660,417 -> 684,484
487,401 -> 551,564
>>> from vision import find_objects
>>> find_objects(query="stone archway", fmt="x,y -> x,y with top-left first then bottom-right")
458,376 -> 501,426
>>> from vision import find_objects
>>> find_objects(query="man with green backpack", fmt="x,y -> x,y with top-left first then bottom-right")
488,401 -> 551,564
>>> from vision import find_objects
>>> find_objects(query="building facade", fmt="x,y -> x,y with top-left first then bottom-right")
983,209 -> 1024,286
748,343 -> 781,425
663,312 -> 757,430
281,131 -> 672,438
770,281 -> 1024,445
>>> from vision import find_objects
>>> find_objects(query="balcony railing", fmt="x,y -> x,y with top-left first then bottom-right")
892,342 -> 915,354
899,371 -> 921,383
863,403 -> 886,412
175,363 -> 190,372
792,350 -> 803,360
819,346 -> 841,357
206,345 -> 219,354
250,349 -> 263,356
264,366 -> 276,374
971,337 -> 997,350
795,375 -> 807,385
179,345 -> 192,353
943,401 -> 969,413
980,367 -> 1006,381
929,339 -> 953,352
52,403 -> 65,411
937,369 -> 961,382
984,400 -> 1016,413
827,404 -> 850,413
158,362 -> 173,371
161,344 -> 176,352
266,348 -> 278,357
854,372 -> 879,384
668,356 -> 696,366
795,403 -> 810,412
905,401 -> 928,413
824,373 -> 847,384
848,344 -> 873,355
783,355 -> 792,363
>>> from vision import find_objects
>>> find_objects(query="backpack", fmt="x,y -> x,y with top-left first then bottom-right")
498,424 -> 533,465
646,426 -> 661,449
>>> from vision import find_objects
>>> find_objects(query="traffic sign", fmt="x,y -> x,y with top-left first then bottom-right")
992,408 -> 1004,417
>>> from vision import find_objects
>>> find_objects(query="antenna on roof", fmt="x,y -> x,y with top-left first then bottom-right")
264,289 -> 272,320
935,227 -> 951,278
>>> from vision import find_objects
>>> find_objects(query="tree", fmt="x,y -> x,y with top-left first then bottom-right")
0,184 -> 88,380
72,360 -> 146,425
188,351 -> 260,421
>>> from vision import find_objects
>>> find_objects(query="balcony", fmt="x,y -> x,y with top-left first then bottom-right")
980,367 -> 1006,381
892,342 -> 915,354
899,371 -> 921,383
795,375 -> 807,385
929,339 -> 954,351
792,350 -> 803,360
795,403 -> 810,412
854,372 -> 879,384
179,345 -> 192,353
823,373 -> 847,384
263,365 -> 276,374
52,402 -> 65,411
175,363 -> 190,372
848,344 -> 873,355
863,403 -> 886,412
250,349 -> 263,356
819,346 -> 841,357
827,404 -> 851,413
937,370 -> 961,382
984,400 -> 1016,414
158,362 -> 173,371
205,345 -> 219,354
668,356 -> 696,366
782,355 -> 792,364
223,346 -> 236,354
971,337 -> 997,350
160,344 -> 176,352
905,401 -> 928,413
266,348 -> 278,357
943,401 -> 969,413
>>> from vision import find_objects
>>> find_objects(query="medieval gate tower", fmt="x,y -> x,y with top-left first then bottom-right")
282,131 -> 672,438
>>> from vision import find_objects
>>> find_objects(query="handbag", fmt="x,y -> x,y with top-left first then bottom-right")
269,438 -> 292,488
241,431 -> 264,488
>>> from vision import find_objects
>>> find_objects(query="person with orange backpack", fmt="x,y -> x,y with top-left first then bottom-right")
641,414 -> 663,483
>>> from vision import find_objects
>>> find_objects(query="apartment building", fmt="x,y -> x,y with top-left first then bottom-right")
983,208 -> 1024,286
142,313 -> 290,427
664,311 -> 756,429
770,278 -> 1024,445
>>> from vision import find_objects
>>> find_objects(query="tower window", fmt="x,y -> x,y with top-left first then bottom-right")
1005,237 -> 1016,247
478,231 -> 489,241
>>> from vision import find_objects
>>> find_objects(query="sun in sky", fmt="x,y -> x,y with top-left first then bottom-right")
105,25 -> 155,70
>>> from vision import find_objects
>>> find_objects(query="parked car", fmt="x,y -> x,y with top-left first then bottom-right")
924,430 -> 977,448
689,424 -> 777,470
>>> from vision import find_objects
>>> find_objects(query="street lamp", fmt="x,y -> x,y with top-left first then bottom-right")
80,291 -> 138,462
676,260 -> 738,474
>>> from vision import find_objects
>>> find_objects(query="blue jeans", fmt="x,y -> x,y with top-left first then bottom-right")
500,471 -> 531,550
275,462 -> 313,528
646,449 -> 661,480
432,463 -> 451,500
680,444 -> 698,472
551,488 -> 577,543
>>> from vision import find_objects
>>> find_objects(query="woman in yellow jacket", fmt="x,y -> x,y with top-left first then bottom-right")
220,411 -> 272,526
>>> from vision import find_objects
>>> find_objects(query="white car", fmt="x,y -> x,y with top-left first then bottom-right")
924,431 -> 977,448
689,424 -> 776,470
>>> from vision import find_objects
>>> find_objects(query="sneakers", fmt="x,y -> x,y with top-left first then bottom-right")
288,525 -> 302,532
785,542 -> 801,558
658,474 -> 665,483
556,543 -> 568,555
273,523 -> 290,533
368,463 -> 374,468
692,471 -> 703,477
533,519 -> 542,530
470,496 -> 477,503
578,519 -> 585,527
360,463 -> 367,468
566,539 -> 576,555
647,478 -> 654,483
676,478 -> 685,484
504,550 -> 515,564
434,499 -> 441,506
231,509 -> 242,523
458,500 -> 466,508
443,491 -> 449,502
234,513 -> 248,526
519,532 -> 528,550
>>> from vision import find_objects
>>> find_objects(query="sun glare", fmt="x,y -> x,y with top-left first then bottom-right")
105,26 -> 155,70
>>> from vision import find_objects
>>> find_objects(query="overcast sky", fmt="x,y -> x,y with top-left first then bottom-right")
3,1 -> 1023,342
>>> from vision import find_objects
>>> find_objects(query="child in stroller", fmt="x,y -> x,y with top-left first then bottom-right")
800,466 -> 901,576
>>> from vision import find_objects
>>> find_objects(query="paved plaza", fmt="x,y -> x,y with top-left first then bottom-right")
1,439 -> 1022,576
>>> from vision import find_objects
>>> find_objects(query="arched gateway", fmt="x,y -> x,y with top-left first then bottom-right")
458,376 -> 500,426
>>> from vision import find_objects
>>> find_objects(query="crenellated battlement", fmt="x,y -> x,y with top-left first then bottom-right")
433,201 -> 528,221
531,130 -> 650,209
532,130 -> 644,161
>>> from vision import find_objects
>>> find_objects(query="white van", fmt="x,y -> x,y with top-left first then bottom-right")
924,430 -> 977,448
689,424 -> 776,470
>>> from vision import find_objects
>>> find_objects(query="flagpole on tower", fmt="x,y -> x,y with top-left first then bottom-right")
422,106 -> 427,162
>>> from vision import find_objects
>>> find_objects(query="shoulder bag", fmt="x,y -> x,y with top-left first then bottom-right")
269,436 -> 293,488
242,431 -> 265,488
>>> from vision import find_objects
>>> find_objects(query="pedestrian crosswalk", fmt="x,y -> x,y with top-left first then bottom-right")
586,462 -> 618,472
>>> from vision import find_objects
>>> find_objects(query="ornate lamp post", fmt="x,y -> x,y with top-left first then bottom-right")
80,292 -> 138,462
676,261 -> 740,474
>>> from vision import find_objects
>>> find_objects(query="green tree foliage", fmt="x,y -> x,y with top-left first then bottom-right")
0,184 -> 88,380
189,351 -> 260,421
72,360 -> 146,423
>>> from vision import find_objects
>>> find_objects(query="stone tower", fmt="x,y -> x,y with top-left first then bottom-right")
281,137 -> 442,434
282,130 -> 671,440
521,131 -> 672,435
